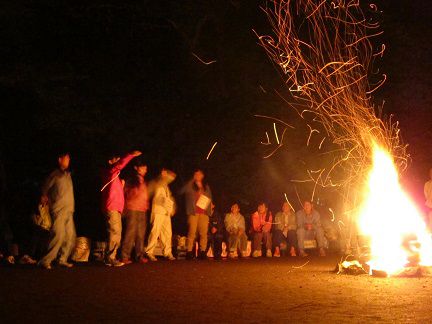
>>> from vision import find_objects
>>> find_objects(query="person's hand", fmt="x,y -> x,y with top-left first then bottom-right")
131,150 -> 142,157
40,195 -> 48,206
211,227 -> 217,234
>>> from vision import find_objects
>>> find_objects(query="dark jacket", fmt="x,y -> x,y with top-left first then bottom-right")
179,180 -> 212,216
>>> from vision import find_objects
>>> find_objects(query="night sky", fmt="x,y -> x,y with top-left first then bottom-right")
0,1 -> 431,237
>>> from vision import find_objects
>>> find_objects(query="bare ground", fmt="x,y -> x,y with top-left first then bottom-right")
0,255 -> 431,323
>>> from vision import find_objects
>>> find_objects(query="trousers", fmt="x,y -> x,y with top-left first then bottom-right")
146,213 -> 172,256
187,214 -> 209,252
106,211 -> 122,260
121,210 -> 147,260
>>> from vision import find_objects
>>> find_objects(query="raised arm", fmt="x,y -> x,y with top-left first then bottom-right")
110,151 -> 141,174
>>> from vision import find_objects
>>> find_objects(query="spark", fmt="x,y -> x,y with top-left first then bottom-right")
273,122 -> 280,145
206,142 -> 218,160
284,193 -> 295,211
191,52 -> 217,65
257,0 -> 408,242
328,208 -> 335,222
260,132 -> 271,145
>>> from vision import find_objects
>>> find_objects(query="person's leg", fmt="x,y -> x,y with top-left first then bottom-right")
297,228 -> 308,256
197,214 -> 209,253
315,227 -> 327,256
252,232 -> 263,257
135,211 -> 147,260
39,211 -> 67,266
213,234 -> 223,258
121,210 -> 138,260
146,213 -> 164,256
263,232 -> 272,256
160,216 -> 173,257
228,233 -> 238,252
186,215 -> 198,252
287,230 -> 298,249
106,211 -> 122,260
58,212 -> 76,264
239,233 -> 248,255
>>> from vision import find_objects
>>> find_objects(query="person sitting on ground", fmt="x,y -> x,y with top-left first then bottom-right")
250,202 -> 273,258
101,150 -> 141,267
296,200 -> 326,257
224,203 -> 247,258
273,202 -> 297,257
146,168 -> 177,261
207,202 -> 224,260
120,159 -> 149,265
38,152 -> 76,269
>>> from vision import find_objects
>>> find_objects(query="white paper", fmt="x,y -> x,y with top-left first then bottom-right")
196,194 -> 211,210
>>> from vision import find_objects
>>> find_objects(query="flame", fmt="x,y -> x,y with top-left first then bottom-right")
359,144 -> 432,275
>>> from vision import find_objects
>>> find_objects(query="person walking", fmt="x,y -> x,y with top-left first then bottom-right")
38,152 -> 76,270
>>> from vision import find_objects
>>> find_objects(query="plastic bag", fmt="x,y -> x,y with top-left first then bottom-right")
31,204 -> 52,231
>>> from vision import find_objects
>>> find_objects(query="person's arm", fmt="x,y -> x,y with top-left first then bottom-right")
40,172 -> 56,205
296,211 -> 304,229
263,212 -> 272,232
314,211 -> 322,228
252,212 -> 261,232
110,151 -> 141,174
224,214 -> 233,232
239,215 -> 246,233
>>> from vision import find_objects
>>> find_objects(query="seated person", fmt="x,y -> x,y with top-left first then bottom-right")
250,202 -> 273,258
296,200 -> 326,257
224,203 -> 247,258
207,202 -> 224,259
273,202 -> 297,257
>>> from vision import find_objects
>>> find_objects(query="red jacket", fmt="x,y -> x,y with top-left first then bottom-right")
101,154 -> 134,213
124,175 -> 149,212
251,211 -> 272,233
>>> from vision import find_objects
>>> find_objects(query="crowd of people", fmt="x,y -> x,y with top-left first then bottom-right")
16,150 -> 432,269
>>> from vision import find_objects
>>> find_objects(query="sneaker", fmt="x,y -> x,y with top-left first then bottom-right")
290,247 -> 297,257
319,248 -> 326,257
105,258 -> 125,267
38,262 -> 52,270
186,251 -> 195,260
252,250 -> 261,258
120,258 -> 133,265
240,251 -> 249,258
228,251 -> 238,259
58,261 -> 74,268
198,251 -> 207,260
273,249 -> 281,258
19,255 -> 37,265
165,254 -> 176,261
138,257 -> 148,264
147,253 -> 158,262
266,249 -> 273,258
299,250 -> 308,257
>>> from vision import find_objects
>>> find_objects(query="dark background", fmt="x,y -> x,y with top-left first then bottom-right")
0,1 -> 430,240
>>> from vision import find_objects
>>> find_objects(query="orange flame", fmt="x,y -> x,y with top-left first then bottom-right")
359,143 -> 432,275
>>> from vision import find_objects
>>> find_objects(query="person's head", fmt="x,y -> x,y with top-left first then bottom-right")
161,168 -> 176,184
58,153 -> 70,171
282,201 -> 291,214
257,202 -> 267,214
303,200 -> 313,214
193,169 -> 204,182
231,203 -> 240,214
134,160 -> 148,177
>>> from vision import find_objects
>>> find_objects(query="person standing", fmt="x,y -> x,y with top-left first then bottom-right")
179,169 -> 212,260
101,150 -> 141,267
273,202 -> 297,257
424,168 -> 432,228
120,159 -> 149,264
146,169 -> 177,261
251,202 -> 273,258
38,152 -> 76,269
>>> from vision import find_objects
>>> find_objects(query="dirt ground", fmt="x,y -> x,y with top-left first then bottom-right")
0,255 -> 431,323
